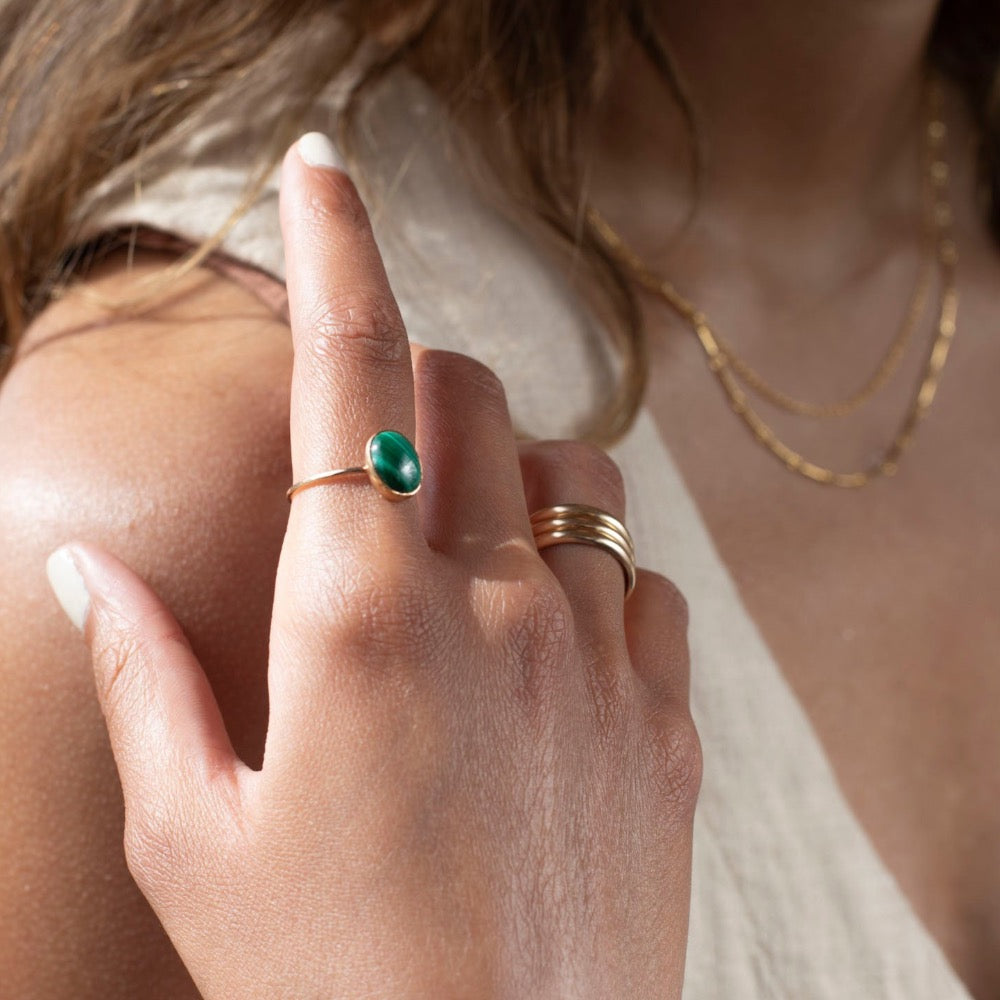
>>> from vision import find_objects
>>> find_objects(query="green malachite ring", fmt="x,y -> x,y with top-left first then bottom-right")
287,430 -> 422,502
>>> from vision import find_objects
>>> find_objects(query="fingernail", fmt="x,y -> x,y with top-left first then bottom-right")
297,131 -> 340,170
46,546 -> 90,633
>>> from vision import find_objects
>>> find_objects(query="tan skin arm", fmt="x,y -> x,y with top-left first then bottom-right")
0,249 -> 294,998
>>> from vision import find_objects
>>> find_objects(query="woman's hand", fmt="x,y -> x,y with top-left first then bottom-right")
45,133 -> 700,999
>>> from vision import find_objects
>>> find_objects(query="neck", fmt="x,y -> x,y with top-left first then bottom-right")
590,0 -> 943,259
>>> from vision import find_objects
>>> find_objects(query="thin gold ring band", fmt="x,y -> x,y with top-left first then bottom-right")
287,430 -> 422,503
531,514 -> 636,561
530,504 -> 637,598
534,529 -> 637,595
534,523 -> 635,562
287,466 -> 367,501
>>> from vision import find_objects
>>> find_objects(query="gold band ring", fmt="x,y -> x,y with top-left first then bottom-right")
529,504 -> 637,598
287,430 -> 422,503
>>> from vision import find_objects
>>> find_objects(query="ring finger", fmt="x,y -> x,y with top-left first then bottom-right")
518,439 -> 632,645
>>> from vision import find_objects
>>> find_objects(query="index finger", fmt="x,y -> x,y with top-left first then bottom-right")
278,132 -> 420,543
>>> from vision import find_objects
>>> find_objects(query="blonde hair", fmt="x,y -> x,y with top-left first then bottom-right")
1,0 -> 997,445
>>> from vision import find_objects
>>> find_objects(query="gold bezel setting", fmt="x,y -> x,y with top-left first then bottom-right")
364,430 -> 422,501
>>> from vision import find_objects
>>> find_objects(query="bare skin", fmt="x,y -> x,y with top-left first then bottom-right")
0,0 -> 996,995
0,149 -> 699,996
0,257 -> 293,998
589,1 -> 1000,996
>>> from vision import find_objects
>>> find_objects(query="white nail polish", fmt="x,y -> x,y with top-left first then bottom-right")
297,131 -> 340,170
46,546 -> 90,633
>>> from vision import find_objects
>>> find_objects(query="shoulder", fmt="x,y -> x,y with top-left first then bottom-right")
1,246 -> 293,729
0,251 -> 288,992
2,250 -> 295,630
5,247 -> 294,524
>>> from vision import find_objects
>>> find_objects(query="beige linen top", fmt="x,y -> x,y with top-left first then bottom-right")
76,65 -> 972,999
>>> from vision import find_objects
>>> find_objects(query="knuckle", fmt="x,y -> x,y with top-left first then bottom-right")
305,291 -> 407,367
93,631 -> 140,714
426,350 -> 508,407
300,553 -> 444,667
584,646 -> 638,739
351,579 -> 439,660
642,571 -> 690,630
121,794 -> 191,896
645,711 -> 703,815
500,572 -> 575,689
93,620 -> 185,721
305,170 -> 369,231
581,448 -> 626,508
528,439 -> 626,512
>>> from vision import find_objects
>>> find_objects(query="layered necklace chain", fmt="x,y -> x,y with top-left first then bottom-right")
591,74 -> 959,488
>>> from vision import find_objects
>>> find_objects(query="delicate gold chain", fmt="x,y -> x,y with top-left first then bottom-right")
694,75 -> 940,418
591,74 -> 958,488
723,257 -> 934,419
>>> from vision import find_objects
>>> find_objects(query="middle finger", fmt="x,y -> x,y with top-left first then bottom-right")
412,346 -> 535,569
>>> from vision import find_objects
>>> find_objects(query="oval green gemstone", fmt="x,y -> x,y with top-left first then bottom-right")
369,430 -> 422,496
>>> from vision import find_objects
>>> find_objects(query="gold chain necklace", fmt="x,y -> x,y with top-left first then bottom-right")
591,75 -> 959,488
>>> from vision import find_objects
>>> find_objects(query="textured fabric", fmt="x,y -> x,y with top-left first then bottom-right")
76,67 -> 972,999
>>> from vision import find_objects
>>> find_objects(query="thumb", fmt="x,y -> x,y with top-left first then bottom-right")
45,542 -> 245,829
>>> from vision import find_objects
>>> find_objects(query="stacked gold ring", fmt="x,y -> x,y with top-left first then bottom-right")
529,503 -> 637,598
